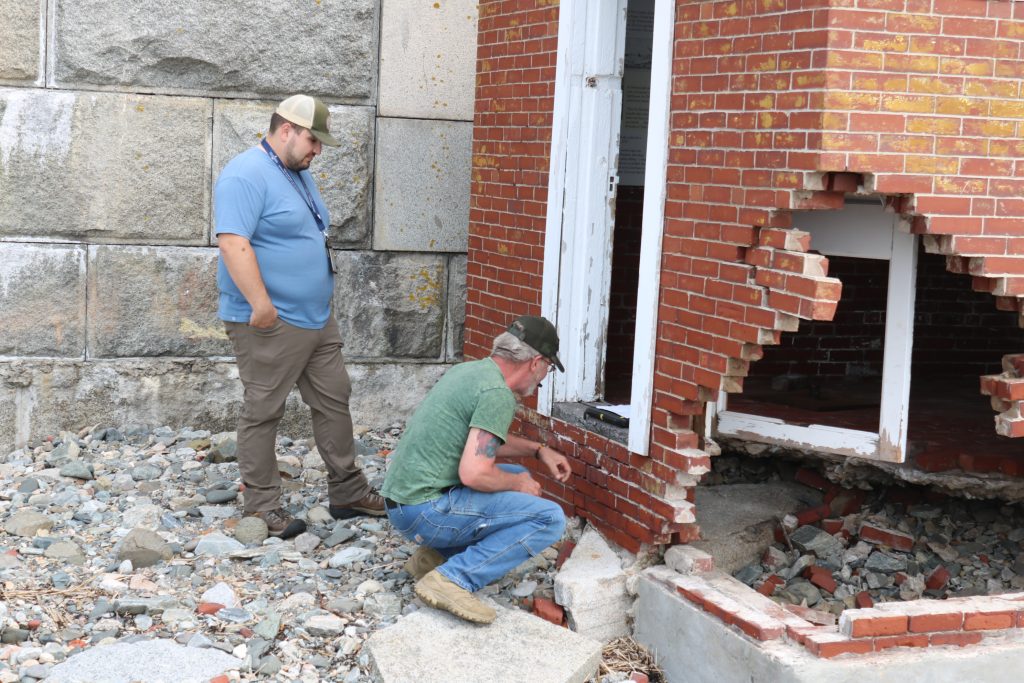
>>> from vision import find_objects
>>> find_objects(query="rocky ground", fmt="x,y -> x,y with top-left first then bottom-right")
709,453 -> 1024,623
0,425 -> 572,682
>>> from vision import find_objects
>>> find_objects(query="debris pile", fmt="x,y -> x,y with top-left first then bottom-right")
0,424 -> 564,682
717,456 -> 1024,617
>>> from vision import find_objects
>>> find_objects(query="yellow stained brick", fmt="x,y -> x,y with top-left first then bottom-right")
935,97 -> 987,116
906,156 -> 959,174
775,171 -> 800,186
750,56 -> 779,72
753,94 -> 775,109
828,52 -> 884,70
882,94 -> 934,113
991,100 -> 1024,118
723,2 -> 739,16
909,76 -> 962,95
935,177 -> 986,194
1000,21 -> 1024,39
751,132 -> 771,146
890,55 -> 940,73
941,58 -> 993,77
882,76 -> 909,91
862,36 -> 908,53
964,80 -> 1018,98
826,91 -> 881,110
888,13 -> 939,33
696,23 -> 714,37
787,94 -> 808,108
762,0 -> 785,11
883,135 -> 934,153
473,155 -> 498,168
776,132 -> 803,145
907,117 -> 959,135
977,119 -> 1016,137
795,73 -> 827,88
759,112 -> 775,128
822,112 -> 848,129
856,75 -> 880,90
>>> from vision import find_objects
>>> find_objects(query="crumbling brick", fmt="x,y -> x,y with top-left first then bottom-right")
859,523 -> 915,552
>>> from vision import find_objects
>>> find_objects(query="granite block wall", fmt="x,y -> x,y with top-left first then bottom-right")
0,0 -> 478,451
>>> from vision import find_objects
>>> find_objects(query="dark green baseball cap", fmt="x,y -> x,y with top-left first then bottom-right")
507,315 -> 564,372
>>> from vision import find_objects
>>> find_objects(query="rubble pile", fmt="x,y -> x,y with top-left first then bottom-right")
0,425 -> 563,682
714,455 -> 1024,618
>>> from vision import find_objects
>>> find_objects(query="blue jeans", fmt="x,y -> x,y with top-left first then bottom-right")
386,465 -> 566,592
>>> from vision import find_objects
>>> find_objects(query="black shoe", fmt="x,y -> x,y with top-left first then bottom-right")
330,491 -> 387,519
248,508 -> 306,539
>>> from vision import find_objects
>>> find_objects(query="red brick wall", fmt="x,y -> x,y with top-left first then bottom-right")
655,0 -> 1024,480
467,0 -> 1024,549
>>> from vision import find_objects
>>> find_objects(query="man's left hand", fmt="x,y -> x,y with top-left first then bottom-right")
538,447 -> 571,482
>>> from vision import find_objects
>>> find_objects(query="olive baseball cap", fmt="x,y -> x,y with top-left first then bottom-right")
507,315 -> 564,372
275,94 -> 340,147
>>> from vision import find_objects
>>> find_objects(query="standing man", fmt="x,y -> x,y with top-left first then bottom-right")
381,316 -> 572,624
216,94 -> 384,539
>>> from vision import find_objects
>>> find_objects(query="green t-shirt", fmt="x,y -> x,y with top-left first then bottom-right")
381,358 -> 517,504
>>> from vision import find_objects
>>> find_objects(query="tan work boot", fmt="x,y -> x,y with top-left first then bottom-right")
414,569 -> 496,624
403,546 -> 445,580
330,491 -> 387,519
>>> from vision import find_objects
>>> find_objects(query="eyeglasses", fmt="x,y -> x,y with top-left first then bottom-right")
536,357 -> 555,374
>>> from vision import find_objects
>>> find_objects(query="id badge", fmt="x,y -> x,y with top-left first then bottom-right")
325,241 -> 336,275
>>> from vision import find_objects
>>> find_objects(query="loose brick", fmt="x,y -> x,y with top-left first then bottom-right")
926,564 -> 951,590
855,592 -> 874,609
532,597 -> 565,627
859,522 -> 916,551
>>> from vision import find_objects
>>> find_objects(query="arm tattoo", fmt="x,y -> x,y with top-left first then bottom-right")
474,431 -> 500,459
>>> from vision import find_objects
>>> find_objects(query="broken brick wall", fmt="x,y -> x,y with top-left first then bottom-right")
467,0 -> 1024,549
661,0 -> 1024,481
749,247 -> 1022,380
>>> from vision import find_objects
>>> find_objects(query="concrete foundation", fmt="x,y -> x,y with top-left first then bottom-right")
635,571 -> 1024,683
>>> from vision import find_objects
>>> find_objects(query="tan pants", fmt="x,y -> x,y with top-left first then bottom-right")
225,319 -> 370,513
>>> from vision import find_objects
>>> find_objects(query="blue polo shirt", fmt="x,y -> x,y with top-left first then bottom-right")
214,146 -> 333,329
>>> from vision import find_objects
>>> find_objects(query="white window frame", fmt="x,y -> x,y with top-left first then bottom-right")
714,204 -> 918,463
540,0 -> 675,458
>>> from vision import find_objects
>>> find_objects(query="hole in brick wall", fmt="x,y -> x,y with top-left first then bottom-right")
696,450 -> 1024,618
604,185 -> 643,404
731,253 -> 887,429
727,243 -> 1024,475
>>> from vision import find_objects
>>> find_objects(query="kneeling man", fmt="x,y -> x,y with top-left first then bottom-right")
380,316 -> 572,624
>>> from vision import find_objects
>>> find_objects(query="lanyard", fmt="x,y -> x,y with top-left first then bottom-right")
261,139 -> 327,235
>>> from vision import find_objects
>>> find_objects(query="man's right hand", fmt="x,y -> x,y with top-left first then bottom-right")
515,472 -> 542,497
249,302 -> 278,329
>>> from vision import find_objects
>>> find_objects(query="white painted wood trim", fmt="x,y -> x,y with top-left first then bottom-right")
877,227 -> 918,462
714,210 -> 918,463
717,411 -> 880,459
541,0 -> 628,406
538,0 -> 582,416
628,0 -> 675,456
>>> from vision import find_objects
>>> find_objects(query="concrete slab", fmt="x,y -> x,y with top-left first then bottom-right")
46,638 -> 241,683
635,572 -> 1024,683
693,482 -> 822,574
554,527 -> 632,642
367,604 -> 602,683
